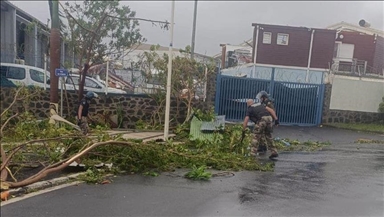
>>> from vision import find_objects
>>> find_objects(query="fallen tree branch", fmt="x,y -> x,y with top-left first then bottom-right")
0,113 -> 19,138
0,88 -> 22,118
6,140 -> 137,188
5,167 -> 17,182
1,136 -> 83,172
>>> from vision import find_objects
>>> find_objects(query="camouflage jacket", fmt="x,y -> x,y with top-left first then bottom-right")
263,99 -> 275,110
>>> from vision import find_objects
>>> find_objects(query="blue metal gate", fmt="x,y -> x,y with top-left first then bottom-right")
214,67 -> 325,126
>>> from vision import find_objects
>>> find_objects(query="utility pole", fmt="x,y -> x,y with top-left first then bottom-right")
190,0 -> 198,60
49,0 -> 60,113
164,0 -> 175,140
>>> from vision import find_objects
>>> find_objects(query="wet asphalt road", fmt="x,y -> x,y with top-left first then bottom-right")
1,126 -> 384,217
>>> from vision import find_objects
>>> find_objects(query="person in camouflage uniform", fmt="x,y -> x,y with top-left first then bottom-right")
255,91 -> 279,154
256,90 -> 276,111
77,91 -> 98,135
243,99 -> 279,159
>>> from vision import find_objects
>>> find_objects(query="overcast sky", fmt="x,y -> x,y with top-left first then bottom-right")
10,1 -> 384,56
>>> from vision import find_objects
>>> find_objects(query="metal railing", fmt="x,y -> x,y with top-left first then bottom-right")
331,58 -> 383,77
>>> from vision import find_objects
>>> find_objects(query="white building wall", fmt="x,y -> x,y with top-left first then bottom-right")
330,75 -> 384,113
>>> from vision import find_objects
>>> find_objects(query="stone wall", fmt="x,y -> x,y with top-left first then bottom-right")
0,87 -> 213,129
322,84 -> 383,124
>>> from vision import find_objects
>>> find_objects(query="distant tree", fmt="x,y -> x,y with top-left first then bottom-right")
379,96 -> 384,113
60,0 -> 169,101
135,45 -> 216,122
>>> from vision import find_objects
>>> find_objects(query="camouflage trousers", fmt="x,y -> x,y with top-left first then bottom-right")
79,117 -> 89,135
251,116 -> 277,155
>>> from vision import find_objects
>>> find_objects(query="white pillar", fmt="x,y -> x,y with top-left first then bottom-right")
105,59 -> 109,95
306,29 -> 315,83
44,54 -> 47,90
252,25 -> 259,78
164,0 -> 175,140
203,66 -> 208,102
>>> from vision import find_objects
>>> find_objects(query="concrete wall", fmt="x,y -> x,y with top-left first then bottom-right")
329,75 -> 384,113
322,83 -> 383,124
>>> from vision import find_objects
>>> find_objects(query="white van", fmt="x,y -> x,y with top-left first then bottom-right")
0,63 -> 127,94
0,62 -> 50,88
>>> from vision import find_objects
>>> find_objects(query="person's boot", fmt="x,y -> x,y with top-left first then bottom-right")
257,145 -> 267,155
269,150 -> 279,159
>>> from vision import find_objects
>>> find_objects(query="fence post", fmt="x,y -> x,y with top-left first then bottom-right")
270,67 -> 275,96
214,73 -> 222,114
316,84 -> 326,125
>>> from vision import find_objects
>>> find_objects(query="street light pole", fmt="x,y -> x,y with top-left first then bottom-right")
164,0 -> 175,140
191,0 -> 198,60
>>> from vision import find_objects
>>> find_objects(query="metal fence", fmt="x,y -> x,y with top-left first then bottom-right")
215,67 -> 326,126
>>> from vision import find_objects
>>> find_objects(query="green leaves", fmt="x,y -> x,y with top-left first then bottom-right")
379,96 -> 384,113
274,138 -> 331,152
62,0 -> 145,64
185,165 -> 212,181
78,168 -> 105,184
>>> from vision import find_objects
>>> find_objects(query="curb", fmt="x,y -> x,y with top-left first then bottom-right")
323,124 -> 384,135
7,172 -> 86,197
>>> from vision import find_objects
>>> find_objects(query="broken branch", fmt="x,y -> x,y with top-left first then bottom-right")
7,140 -> 137,188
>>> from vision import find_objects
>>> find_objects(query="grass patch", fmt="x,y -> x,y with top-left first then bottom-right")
325,123 -> 384,134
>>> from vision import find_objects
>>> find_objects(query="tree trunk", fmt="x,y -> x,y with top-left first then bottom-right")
78,63 -> 89,101
49,0 -> 60,105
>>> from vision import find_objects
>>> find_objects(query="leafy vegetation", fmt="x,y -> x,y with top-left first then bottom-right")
61,0 -> 146,66
78,168 -> 106,184
274,139 -> 331,152
378,96 -> 384,113
134,45 -> 216,128
185,165 -> 212,181
2,113 -> 73,143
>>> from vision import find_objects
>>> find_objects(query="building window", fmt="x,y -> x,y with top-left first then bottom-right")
277,33 -> 289,45
337,43 -> 355,61
263,32 -> 272,44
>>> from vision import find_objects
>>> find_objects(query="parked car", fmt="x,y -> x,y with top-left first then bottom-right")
62,74 -> 127,94
0,62 -> 50,88
0,63 -> 127,94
